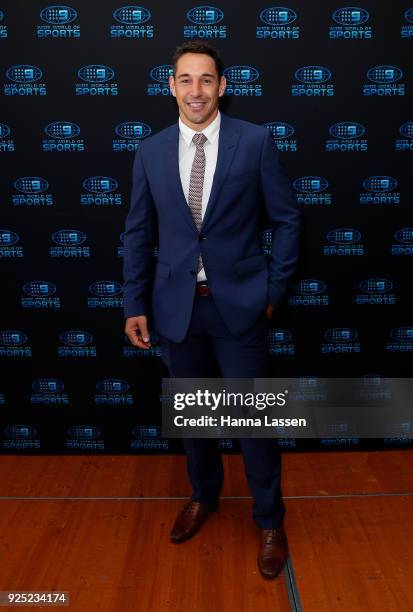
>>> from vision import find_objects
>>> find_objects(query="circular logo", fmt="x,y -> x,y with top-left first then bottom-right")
186,6 -> 224,24
264,122 -> 294,139
77,65 -> 115,83
45,121 -> 80,139
115,122 -> 151,140
260,7 -> 297,25
359,278 -> 393,294
52,230 -> 86,246
40,6 -> 78,24
0,230 -> 19,246
329,122 -> 365,139
326,229 -> 361,244
89,281 -> 123,297
224,66 -> 259,84
293,176 -> 329,192
6,65 -> 42,83
362,176 -> 398,192
113,6 -> 151,24
292,279 -> 327,294
295,66 -> 331,84
324,328 -> 358,342
332,7 -> 369,25
150,65 -> 173,83
59,331 -> 93,346
23,281 -> 56,297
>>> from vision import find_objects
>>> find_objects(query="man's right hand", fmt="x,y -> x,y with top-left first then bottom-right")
125,316 -> 151,349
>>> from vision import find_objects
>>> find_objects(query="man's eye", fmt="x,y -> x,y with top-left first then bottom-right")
180,79 -> 189,84
203,80 -> 212,84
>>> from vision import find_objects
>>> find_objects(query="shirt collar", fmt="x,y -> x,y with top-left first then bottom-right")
179,111 -> 221,147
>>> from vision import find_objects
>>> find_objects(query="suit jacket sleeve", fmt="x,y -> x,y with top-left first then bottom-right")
259,130 -> 301,307
122,146 -> 157,318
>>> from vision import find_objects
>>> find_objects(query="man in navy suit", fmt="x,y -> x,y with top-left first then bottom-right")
123,41 -> 300,579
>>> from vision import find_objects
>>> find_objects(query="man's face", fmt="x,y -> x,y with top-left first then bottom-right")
169,53 -> 226,130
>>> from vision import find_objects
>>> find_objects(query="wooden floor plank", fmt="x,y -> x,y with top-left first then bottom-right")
0,499 -> 290,612
286,496 -> 413,611
0,451 -> 412,499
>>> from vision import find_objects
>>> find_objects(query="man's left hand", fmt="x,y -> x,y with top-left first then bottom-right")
266,304 -> 274,319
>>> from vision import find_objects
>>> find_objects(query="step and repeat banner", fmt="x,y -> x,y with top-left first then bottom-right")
1,2 -> 412,453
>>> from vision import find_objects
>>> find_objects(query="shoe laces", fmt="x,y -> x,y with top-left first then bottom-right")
264,528 -> 281,545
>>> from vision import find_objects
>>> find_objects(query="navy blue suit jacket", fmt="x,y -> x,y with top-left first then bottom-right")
123,113 -> 300,343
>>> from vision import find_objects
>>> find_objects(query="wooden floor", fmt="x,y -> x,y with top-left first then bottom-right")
0,451 -> 412,611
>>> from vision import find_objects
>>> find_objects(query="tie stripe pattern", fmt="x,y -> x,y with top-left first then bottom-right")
188,132 -> 207,272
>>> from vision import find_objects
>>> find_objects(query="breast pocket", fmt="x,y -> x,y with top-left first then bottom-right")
225,171 -> 256,188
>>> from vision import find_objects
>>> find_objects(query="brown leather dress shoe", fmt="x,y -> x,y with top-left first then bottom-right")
257,524 -> 289,579
170,500 -> 219,543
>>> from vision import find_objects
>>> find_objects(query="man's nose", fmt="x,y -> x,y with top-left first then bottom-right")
190,80 -> 202,97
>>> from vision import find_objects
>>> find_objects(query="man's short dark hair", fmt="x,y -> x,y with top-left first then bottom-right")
172,41 -> 224,79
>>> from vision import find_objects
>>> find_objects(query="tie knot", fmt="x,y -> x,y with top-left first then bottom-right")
192,132 -> 207,147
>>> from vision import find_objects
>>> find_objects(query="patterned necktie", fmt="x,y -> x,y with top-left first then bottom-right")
188,132 -> 207,272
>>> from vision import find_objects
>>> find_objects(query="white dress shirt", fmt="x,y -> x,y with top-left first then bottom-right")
178,111 -> 221,282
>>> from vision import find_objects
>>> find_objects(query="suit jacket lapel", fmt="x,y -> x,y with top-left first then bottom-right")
162,122 -> 198,233
162,113 -> 240,233
202,113 -> 240,230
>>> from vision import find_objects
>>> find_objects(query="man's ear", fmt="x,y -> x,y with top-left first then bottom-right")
218,75 -> 226,97
169,75 -> 176,97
